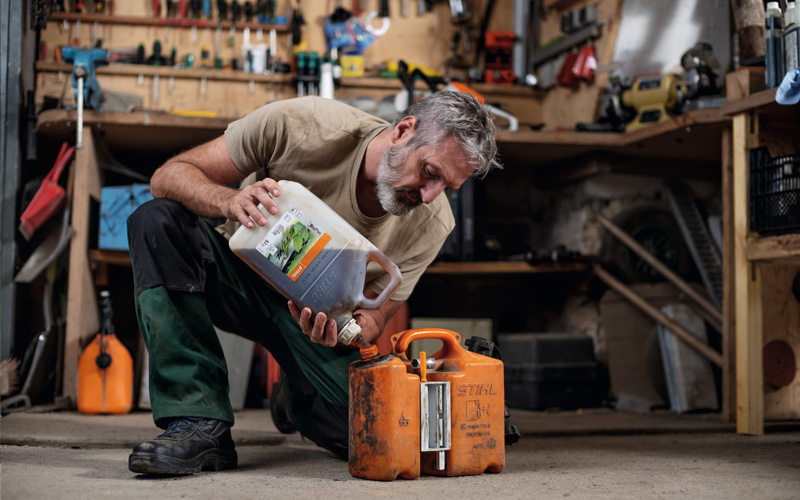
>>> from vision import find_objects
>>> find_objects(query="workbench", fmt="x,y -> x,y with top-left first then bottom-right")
720,87 -> 800,435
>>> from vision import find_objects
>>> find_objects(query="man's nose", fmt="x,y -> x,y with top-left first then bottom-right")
420,181 -> 446,204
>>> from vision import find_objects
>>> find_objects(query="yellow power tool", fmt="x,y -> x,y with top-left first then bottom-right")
622,74 -> 687,132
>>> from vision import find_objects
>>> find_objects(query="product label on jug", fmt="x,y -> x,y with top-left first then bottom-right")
256,206 -> 331,281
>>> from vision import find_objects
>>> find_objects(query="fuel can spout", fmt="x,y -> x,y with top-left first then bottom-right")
356,334 -> 379,360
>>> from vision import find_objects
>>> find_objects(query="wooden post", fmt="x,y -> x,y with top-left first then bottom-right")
721,126 -> 737,424
732,112 -> 764,435
63,127 -> 101,405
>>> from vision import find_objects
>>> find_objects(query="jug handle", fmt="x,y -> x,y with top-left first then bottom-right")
358,249 -> 404,310
392,328 -> 463,358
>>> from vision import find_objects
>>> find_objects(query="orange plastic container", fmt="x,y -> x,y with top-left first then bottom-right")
348,328 -> 505,481
77,333 -> 134,415
394,328 -> 505,477
349,351 -> 421,480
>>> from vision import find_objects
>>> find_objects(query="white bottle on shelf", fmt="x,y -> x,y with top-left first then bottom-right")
786,1 -> 800,73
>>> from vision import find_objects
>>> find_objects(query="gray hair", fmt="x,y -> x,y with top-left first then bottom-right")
391,90 -> 502,179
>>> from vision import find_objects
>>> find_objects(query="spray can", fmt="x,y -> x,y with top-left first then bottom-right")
766,1 -> 785,88
229,181 -> 403,346
786,1 -> 799,73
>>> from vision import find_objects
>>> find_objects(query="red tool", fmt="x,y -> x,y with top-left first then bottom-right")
19,142 -> 75,240
572,44 -> 597,83
556,50 -> 579,87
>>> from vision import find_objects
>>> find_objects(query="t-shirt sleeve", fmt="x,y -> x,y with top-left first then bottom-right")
224,99 -> 313,176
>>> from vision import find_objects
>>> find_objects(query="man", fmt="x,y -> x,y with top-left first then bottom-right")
126,91 -> 500,475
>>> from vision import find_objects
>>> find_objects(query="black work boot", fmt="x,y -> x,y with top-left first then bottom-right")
270,372 -> 297,434
128,417 -> 237,474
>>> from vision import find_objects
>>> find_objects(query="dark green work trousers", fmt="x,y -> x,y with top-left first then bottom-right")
127,198 -> 360,458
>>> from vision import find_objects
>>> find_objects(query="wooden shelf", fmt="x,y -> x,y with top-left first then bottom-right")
89,249 -> 131,266
37,61 -> 293,83
720,87 -> 800,125
747,233 -> 800,261
49,12 -> 289,33
37,62 -> 536,99
36,108 -> 231,154
424,261 -> 590,275
495,107 -> 730,169
87,249 -> 591,275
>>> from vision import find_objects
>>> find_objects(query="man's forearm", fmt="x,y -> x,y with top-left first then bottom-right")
354,299 -> 405,344
151,161 -> 239,219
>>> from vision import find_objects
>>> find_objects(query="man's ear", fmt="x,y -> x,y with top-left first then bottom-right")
390,116 -> 417,145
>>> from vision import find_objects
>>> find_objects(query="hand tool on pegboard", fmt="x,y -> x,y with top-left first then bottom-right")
19,142 -> 75,240
61,45 -> 108,148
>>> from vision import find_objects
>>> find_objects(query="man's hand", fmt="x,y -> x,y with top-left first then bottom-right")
225,178 -> 282,228
288,301 -> 339,347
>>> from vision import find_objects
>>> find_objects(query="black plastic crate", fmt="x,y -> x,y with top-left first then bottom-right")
497,333 -> 608,410
749,147 -> 800,235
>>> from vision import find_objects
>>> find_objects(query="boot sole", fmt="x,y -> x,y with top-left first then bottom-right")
129,449 -> 238,475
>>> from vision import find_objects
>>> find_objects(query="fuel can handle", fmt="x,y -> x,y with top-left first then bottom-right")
392,328 -> 463,358
358,249 -> 403,310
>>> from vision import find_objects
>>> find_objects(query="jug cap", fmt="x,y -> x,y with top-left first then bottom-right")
338,318 -> 362,345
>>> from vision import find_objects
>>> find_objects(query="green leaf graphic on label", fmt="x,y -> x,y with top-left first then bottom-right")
293,234 -> 304,252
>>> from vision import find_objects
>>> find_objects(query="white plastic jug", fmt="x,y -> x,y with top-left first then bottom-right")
229,181 -> 403,345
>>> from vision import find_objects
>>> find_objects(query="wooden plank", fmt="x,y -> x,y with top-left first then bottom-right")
725,69 -> 766,101
760,262 -> 800,419
37,61 -> 293,83
63,128 -> 102,404
721,126 -> 737,423
89,249 -> 132,267
732,112 -> 764,435
747,234 -> 800,261
49,11 -> 290,31
596,214 -> 722,329
424,261 -> 590,275
37,108 -> 231,131
594,266 -> 724,367
720,88 -> 778,116
36,109 -> 231,154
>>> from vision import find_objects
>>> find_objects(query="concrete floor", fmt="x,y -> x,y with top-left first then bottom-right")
1,408 -> 799,499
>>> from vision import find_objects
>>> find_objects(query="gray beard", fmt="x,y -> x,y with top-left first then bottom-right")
375,144 -> 422,216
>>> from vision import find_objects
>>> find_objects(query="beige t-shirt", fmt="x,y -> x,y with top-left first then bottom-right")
221,96 -> 454,302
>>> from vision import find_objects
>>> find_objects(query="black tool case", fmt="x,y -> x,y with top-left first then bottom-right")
498,333 -> 608,410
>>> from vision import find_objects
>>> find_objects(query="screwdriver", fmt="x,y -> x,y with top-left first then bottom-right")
165,0 -> 173,42
93,0 -> 105,46
244,1 -> 252,22
152,0 -> 161,38
178,0 -> 188,42
255,0 -> 264,40
230,0 -> 240,47
191,0 -> 200,42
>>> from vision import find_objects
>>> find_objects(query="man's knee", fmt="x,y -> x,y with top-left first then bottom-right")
127,198 -> 211,294
128,198 -> 194,239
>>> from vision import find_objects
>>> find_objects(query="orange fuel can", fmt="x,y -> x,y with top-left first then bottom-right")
349,349 -> 421,480
348,328 -> 505,481
77,332 -> 134,415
